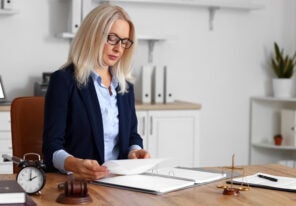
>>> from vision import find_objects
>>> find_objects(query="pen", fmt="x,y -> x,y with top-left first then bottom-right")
257,174 -> 278,182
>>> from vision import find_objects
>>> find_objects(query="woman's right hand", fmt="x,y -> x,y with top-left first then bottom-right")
64,156 -> 110,181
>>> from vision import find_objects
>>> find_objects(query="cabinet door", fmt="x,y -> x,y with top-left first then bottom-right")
136,111 -> 148,149
148,110 -> 200,168
0,111 -> 10,131
0,111 -> 13,174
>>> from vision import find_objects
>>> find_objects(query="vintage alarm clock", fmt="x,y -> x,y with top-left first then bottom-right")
2,153 -> 46,195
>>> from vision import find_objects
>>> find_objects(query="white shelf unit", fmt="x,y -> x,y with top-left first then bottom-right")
96,0 -> 265,31
97,0 -> 265,10
250,96 -> 296,166
58,0 -> 265,38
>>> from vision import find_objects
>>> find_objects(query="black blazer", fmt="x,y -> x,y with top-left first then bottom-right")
42,64 -> 143,171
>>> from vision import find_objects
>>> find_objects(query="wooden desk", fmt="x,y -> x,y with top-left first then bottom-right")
1,164 -> 296,206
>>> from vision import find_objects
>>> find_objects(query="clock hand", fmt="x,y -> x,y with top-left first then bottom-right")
29,169 -> 32,181
30,176 -> 37,181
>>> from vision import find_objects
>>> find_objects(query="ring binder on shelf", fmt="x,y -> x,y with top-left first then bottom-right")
2,0 -> 13,10
152,66 -> 164,103
164,66 -> 174,103
68,0 -> 82,33
136,65 -> 152,103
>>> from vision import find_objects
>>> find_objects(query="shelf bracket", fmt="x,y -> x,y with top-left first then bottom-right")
138,37 -> 166,64
208,6 -> 220,31
147,40 -> 157,64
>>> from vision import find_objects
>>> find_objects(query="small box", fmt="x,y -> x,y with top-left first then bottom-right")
281,109 -> 296,146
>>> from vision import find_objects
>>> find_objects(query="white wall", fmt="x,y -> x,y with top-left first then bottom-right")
0,0 -> 295,166
0,0 -> 70,98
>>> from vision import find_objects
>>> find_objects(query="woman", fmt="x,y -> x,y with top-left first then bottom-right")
42,4 -> 150,180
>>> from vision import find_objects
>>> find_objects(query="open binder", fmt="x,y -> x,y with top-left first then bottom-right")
94,166 -> 226,195
230,172 -> 296,192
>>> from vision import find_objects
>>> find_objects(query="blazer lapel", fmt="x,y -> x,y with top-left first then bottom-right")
78,79 -> 105,163
116,87 -> 129,157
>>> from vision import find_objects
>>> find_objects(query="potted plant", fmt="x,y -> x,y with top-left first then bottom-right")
273,134 -> 283,146
271,42 -> 296,97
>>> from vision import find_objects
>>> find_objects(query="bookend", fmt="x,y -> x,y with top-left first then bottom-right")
56,180 -> 92,204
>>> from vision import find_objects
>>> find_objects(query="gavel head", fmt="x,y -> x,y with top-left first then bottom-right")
64,180 -> 88,197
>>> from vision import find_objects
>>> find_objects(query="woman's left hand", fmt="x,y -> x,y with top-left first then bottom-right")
128,149 -> 150,159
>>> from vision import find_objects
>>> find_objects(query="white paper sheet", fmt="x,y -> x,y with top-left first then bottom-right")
103,158 -> 165,175
232,172 -> 296,190
95,174 -> 194,194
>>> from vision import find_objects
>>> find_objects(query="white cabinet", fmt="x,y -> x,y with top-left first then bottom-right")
250,97 -> 296,166
136,101 -> 201,168
0,109 -> 13,174
0,102 -> 201,173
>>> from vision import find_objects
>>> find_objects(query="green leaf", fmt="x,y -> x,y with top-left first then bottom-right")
271,42 -> 295,78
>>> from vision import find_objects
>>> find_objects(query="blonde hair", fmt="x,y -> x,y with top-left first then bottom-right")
63,3 -> 136,93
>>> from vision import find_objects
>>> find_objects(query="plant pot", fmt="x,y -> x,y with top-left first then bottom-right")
274,135 -> 283,146
272,78 -> 293,98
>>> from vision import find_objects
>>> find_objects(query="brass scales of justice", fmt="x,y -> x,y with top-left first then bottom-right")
217,154 -> 250,195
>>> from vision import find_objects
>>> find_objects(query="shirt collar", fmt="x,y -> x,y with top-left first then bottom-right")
90,68 -> 119,88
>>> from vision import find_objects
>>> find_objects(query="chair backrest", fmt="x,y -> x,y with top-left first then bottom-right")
11,96 -> 45,173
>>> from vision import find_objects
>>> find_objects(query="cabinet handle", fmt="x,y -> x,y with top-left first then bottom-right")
150,116 -> 153,135
142,116 -> 145,136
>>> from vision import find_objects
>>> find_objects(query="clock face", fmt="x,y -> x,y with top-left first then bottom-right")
16,166 -> 46,194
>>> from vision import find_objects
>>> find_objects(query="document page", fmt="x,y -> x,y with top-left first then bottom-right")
232,172 -> 296,192
95,174 -> 195,194
103,158 -> 165,175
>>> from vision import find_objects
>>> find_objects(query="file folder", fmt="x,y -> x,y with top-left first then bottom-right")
2,0 -> 13,10
95,165 -> 226,195
164,66 -> 174,103
136,65 -> 152,103
152,66 -> 164,103
69,0 -> 82,33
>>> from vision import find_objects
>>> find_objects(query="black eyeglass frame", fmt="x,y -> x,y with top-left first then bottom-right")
106,33 -> 134,49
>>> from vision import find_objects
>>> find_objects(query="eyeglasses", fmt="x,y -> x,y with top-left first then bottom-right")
107,33 -> 134,49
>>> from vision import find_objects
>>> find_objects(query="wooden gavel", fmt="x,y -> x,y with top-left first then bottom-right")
56,180 -> 92,204
58,180 -> 88,197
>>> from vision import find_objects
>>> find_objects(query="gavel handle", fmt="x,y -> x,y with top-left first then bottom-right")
2,154 -> 25,165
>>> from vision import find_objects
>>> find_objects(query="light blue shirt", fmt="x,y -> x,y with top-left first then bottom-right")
52,70 -> 141,173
